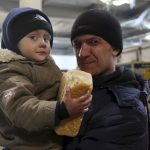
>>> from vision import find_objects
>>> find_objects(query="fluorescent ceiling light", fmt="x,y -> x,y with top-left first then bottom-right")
100,0 -> 130,6
145,34 -> 150,40
100,0 -> 112,4
113,0 -> 130,6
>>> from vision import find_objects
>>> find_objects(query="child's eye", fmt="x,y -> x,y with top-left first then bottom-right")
44,35 -> 51,42
29,35 -> 38,41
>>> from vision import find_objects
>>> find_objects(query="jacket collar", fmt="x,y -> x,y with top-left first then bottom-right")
92,66 -> 141,90
0,48 -> 25,62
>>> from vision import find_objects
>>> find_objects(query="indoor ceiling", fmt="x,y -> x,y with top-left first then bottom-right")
0,0 -> 150,53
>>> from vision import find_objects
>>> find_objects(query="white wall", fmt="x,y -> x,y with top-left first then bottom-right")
118,43 -> 150,64
52,55 -> 77,70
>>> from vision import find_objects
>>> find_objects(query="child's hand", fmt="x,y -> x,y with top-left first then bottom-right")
64,88 -> 92,116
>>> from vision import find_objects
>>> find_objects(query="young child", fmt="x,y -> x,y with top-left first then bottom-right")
0,7 -> 92,150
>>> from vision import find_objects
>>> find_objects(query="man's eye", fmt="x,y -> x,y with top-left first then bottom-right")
73,42 -> 82,49
88,39 -> 99,45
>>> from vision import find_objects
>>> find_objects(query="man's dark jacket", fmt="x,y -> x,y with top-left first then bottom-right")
64,67 -> 148,150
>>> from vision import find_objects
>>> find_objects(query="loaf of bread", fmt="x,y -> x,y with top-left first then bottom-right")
55,70 -> 93,137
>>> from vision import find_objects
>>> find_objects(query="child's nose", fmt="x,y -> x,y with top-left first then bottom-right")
39,38 -> 47,47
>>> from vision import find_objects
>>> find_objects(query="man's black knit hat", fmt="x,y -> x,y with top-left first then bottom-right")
71,9 -> 123,55
1,7 -> 53,54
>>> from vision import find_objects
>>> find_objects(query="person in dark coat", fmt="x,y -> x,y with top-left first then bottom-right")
63,9 -> 149,150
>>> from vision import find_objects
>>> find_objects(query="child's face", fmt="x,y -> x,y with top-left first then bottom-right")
17,29 -> 51,62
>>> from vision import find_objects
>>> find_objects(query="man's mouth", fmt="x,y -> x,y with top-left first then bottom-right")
79,60 -> 95,65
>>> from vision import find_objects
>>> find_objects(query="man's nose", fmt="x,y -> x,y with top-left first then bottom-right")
78,42 -> 90,57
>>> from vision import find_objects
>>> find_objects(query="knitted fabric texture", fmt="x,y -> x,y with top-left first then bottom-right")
1,7 -> 53,54
71,9 -> 123,55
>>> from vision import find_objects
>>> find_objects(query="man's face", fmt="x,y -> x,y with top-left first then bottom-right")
72,34 -> 119,76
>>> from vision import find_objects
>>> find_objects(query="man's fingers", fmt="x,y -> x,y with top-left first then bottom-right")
83,108 -> 89,113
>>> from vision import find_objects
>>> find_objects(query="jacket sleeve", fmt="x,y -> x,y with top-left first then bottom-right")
0,64 -> 58,132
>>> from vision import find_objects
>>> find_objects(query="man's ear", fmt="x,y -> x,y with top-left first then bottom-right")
112,49 -> 119,56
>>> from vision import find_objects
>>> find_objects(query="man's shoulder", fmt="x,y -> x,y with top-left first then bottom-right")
109,85 -> 141,107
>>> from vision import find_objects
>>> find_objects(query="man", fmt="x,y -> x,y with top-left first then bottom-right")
64,9 -> 148,150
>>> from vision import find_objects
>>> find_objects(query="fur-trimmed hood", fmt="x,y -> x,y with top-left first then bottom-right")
0,48 -> 25,62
